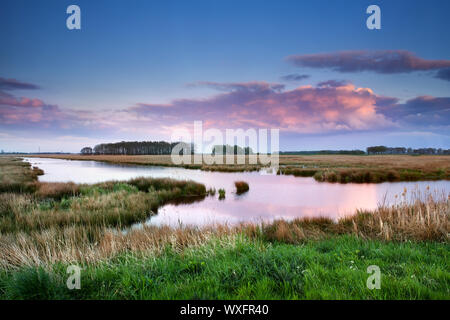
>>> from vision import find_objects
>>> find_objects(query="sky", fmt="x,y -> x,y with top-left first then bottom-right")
0,0 -> 449,152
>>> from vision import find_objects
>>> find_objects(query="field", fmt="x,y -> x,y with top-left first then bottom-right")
0,156 -> 448,299
26,154 -> 450,183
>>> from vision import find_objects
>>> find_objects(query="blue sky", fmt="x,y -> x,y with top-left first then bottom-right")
0,0 -> 449,152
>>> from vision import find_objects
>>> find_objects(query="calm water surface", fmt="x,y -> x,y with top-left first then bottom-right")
26,157 -> 450,227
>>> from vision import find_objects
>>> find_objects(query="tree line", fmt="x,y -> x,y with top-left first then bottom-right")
79,142 -> 450,156
366,146 -> 450,155
280,150 -> 365,155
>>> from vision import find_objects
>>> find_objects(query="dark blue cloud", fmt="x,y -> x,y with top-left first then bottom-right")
280,74 -> 310,82
317,80 -> 349,87
287,50 -> 450,75
0,77 -> 40,90
435,67 -> 450,81
377,96 -> 450,126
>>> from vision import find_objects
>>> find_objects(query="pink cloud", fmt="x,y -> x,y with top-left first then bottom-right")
1,78 -> 447,139
129,80 -> 392,134
0,93 -> 45,108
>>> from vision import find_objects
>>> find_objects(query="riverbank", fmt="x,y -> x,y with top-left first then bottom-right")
1,235 -> 448,299
25,154 -> 450,183
0,156 -> 448,299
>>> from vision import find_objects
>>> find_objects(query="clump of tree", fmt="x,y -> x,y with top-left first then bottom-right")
80,141 -> 193,155
80,147 -> 93,155
367,146 -> 450,155
366,146 -> 388,155
211,145 -> 253,155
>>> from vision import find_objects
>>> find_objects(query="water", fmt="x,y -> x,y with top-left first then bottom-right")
25,157 -> 450,227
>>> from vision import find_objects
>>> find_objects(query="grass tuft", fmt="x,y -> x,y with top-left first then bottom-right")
234,181 -> 249,194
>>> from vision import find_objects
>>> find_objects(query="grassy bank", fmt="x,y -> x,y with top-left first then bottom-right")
25,154 -> 450,183
0,156 -> 208,234
0,156 -> 448,299
0,157 -> 43,193
1,235 -> 448,300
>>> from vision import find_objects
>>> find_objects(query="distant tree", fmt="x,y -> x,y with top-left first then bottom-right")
367,146 -> 388,154
80,147 -> 93,155
365,146 -> 449,155
280,150 -> 365,155
92,141 -> 193,155
212,145 -> 253,155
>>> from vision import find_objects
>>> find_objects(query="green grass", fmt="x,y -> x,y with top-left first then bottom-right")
0,235 -> 448,300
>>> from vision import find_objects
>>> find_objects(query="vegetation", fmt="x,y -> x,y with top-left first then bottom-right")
25,154 -> 450,183
280,150 -> 365,155
1,236 -> 448,299
0,157 -> 207,234
80,140 -> 450,156
0,156 -> 448,300
218,188 -> 226,200
212,145 -> 253,155
234,181 -> 249,194
89,141 -> 193,155
366,146 -> 450,155
0,157 -> 43,193
277,154 -> 450,183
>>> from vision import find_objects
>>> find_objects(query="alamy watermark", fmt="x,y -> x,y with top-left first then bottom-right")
65,5 -> 380,31
66,265 -> 81,290
66,5 -> 81,30
366,5 -> 381,30
170,121 -> 279,173
366,265 -> 381,290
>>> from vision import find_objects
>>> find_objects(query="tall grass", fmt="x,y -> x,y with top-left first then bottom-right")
0,189 -> 447,270
0,178 -> 207,234
2,235 -> 449,300
0,157 -> 41,193
0,155 -> 209,234
258,190 -> 449,243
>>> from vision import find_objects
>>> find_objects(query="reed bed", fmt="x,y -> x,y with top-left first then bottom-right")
258,190 -> 449,243
0,156 -> 448,270
0,189 -> 447,270
0,179 -> 207,233
0,156 -> 208,234
0,157 -> 42,193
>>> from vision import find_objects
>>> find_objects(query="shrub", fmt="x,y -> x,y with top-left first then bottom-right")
234,181 -> 249,194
